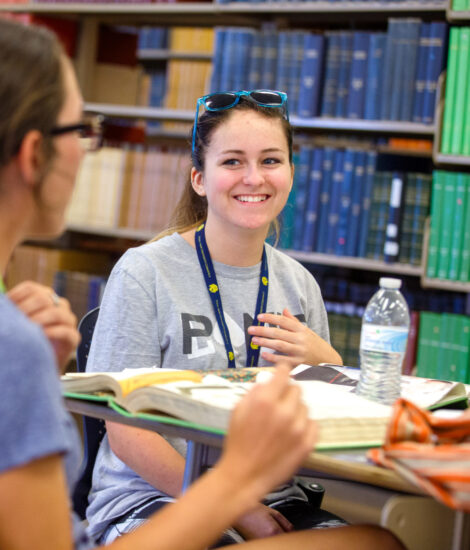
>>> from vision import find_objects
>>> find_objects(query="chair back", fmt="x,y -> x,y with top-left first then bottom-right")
72,307 -> 106,520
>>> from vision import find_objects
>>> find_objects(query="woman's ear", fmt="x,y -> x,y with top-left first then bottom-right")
191,166 -> 206,197
16,130 -> 45,187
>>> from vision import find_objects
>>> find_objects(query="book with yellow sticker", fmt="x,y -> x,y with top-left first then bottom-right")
61,367 -> 392,450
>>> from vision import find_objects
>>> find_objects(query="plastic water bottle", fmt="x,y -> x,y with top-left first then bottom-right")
356,278 -> 410,405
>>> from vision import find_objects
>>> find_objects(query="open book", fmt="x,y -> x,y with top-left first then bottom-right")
293,364 -> 470,410
62,368 -> 392,450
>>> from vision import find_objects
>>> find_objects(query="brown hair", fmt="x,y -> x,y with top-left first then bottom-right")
0,19 -> 66,169
154,97 -> 293,241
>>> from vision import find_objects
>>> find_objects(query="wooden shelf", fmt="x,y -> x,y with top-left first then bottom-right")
282,250 -> 424,276
66,224 -> 154,241
421,277 -> 470,292
137,49 -> 213,61
85,103 -> 194,122
434,153 -> 470,167
447,9 -> 470,22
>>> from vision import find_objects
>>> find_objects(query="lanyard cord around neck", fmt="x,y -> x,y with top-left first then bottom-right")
194,223 -> 269,368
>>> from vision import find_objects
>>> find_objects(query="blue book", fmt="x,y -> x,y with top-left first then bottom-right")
261,29 -> 278,90
302,148 -> 324,251
364,33 -> 386,120
320,32 -> 341,117
399,19 -> 421,121
346,151 -> 366,257
409,173 -> 432,266
335,149 -> 355,256
247,31 -> 263,90
326,150 -> 345,254
335,32 -> 353,118
210,27 -> 226,92
422,22 -> 448,125
357,152 -> 377,257
411,23 -> 431,123
315,148 -> 335,252
389,21 -> 407,121
279,150 -> 298,250
292,146 -> 313,250
289,31 -> 306,115
347,32 -> 370,119
149,27 -> 168,50
275,31 -> 292,95
380,19 -> 401,120
232,29 -> 255,90
384,172 -> 405,263
297,33 -> 325,118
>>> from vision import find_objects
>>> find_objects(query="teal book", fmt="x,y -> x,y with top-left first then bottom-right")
441,27 -> 460,154
409,173 -> 432,266
399,173 -> 417,265
448,173 -> 467,280
279,151 -> 298,249
436,172 -> 457,279
450,27 -> 470,155
456,315 -> 470,384
426,171 -> 445,277
437,314 -> 458,381
458,174 -> 470,282
416,312 -> 441,379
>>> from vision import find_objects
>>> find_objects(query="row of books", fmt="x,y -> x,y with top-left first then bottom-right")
280,144 -> 431,266
66,145 -> 190,234
427,170 -> 470,282
452,0 -> 470,9
417,311 -> 470,384
209,20 -> 447,122
441,26 -> 470,156
138,26 -> 214,53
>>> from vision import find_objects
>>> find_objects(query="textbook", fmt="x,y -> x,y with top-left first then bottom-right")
62,368 -> 392,450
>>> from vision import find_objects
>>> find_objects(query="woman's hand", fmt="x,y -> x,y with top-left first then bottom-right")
217,364 -> 316,505
8,281 -> 80,373
247,308 -> 343,368
233,503 -> 293,540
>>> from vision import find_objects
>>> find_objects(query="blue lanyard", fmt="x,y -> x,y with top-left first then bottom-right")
195,223 -> 269,368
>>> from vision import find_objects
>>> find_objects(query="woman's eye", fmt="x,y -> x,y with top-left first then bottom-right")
263,157 -> 281,165
222,158 -> 240,166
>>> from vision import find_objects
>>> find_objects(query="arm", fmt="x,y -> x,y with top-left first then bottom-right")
248,308 -> 343,368
7,281 -> 80,373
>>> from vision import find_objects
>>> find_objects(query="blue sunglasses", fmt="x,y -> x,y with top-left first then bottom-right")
191,90 -> 289,155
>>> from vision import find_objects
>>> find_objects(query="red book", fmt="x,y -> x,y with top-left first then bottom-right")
402,310 -> 420,376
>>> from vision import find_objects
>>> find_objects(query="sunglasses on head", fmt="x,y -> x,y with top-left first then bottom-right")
191,90 -> 289,155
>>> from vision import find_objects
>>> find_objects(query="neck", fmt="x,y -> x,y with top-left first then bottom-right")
201,220 -> 268,267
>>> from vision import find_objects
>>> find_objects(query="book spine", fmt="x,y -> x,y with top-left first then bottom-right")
292,146 -> 312,250
384,172 -> 405,263
357,151 -> 377,258
447,173 -> 467,280
232,29 -> 254,91
288,31 -> 305,116
335,149 -> 355,256
399,172 -> 417,265
301,148 -> 324,252
297,33 -> 325,118
457,316 -> 470,384
426,170 -> 445,278
402,310 -> 420,375
399,19 -> 421,122
261,29 -> 278,90
412,23 -> 431,124
209,27 -> 226,92
450,27 -> 470,155
409,173 -> 431,267
335,32 -> 353,118
316,148 -> 335,252
320,32 -> 341,117
247,31 -> 263,90
436,172 -> 457,279
364,33 -> 386,120
275,31 -> 291,98
441,27 -> 460,154
218,27 -> 235,92
347,32 -> 369,120
422,22 -> 447,125
326,150 -> 345,254
458,174 -> 470,282
346,150 -> 366,257
380,19 -> 400,120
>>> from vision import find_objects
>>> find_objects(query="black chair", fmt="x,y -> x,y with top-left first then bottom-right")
72,307 -> 106,520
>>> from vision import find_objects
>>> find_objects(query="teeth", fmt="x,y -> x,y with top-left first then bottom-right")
236,195 -> 268,203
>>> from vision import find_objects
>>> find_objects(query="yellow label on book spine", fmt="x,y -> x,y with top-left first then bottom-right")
121,371 -> 203,397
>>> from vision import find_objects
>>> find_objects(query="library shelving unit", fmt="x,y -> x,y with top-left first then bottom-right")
2,1 -> 469,300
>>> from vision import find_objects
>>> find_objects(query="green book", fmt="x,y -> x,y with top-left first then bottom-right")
426,171 -> 444,277
441,27 -> 460,154
456,315 -> 470,383
416,312 -> 441,379
410,174 -> 431,266
451,27 -> 470,155
448,173 -> 467,279
453,0 -> 467,10
458,174 -> 470,282
436,172 -> 457,279
436,313 -> 455,380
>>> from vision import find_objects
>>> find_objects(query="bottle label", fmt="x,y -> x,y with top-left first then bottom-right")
360,325 -> 408,353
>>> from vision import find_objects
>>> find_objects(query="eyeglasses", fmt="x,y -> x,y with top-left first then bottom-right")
49,112 -> 104,152
191,90 -> 289,155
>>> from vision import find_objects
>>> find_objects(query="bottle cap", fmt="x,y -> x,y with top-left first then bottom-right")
379,277 -> 402,289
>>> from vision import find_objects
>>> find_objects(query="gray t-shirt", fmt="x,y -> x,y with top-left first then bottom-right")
0,295 -> 94,550
86,233 -> 329,540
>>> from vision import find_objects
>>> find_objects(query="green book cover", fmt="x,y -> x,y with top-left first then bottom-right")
441,27 -> 460,154
453,0 -> 467,10
458,174 -> 470,282
426,171 -> 444,277
448,173 -> 467,279
416,312 -> 441,379
399,173 -> 416,265
410,173 -> 431,266
436,313 -> 454,380
456,315 -> 470,383
451,27 -> 470,155
437,172 -> 457,279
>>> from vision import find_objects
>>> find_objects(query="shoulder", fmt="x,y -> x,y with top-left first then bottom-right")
267,245 -> 321,291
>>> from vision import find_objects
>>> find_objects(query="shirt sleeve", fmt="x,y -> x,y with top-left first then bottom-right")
87,248 -> 162,374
